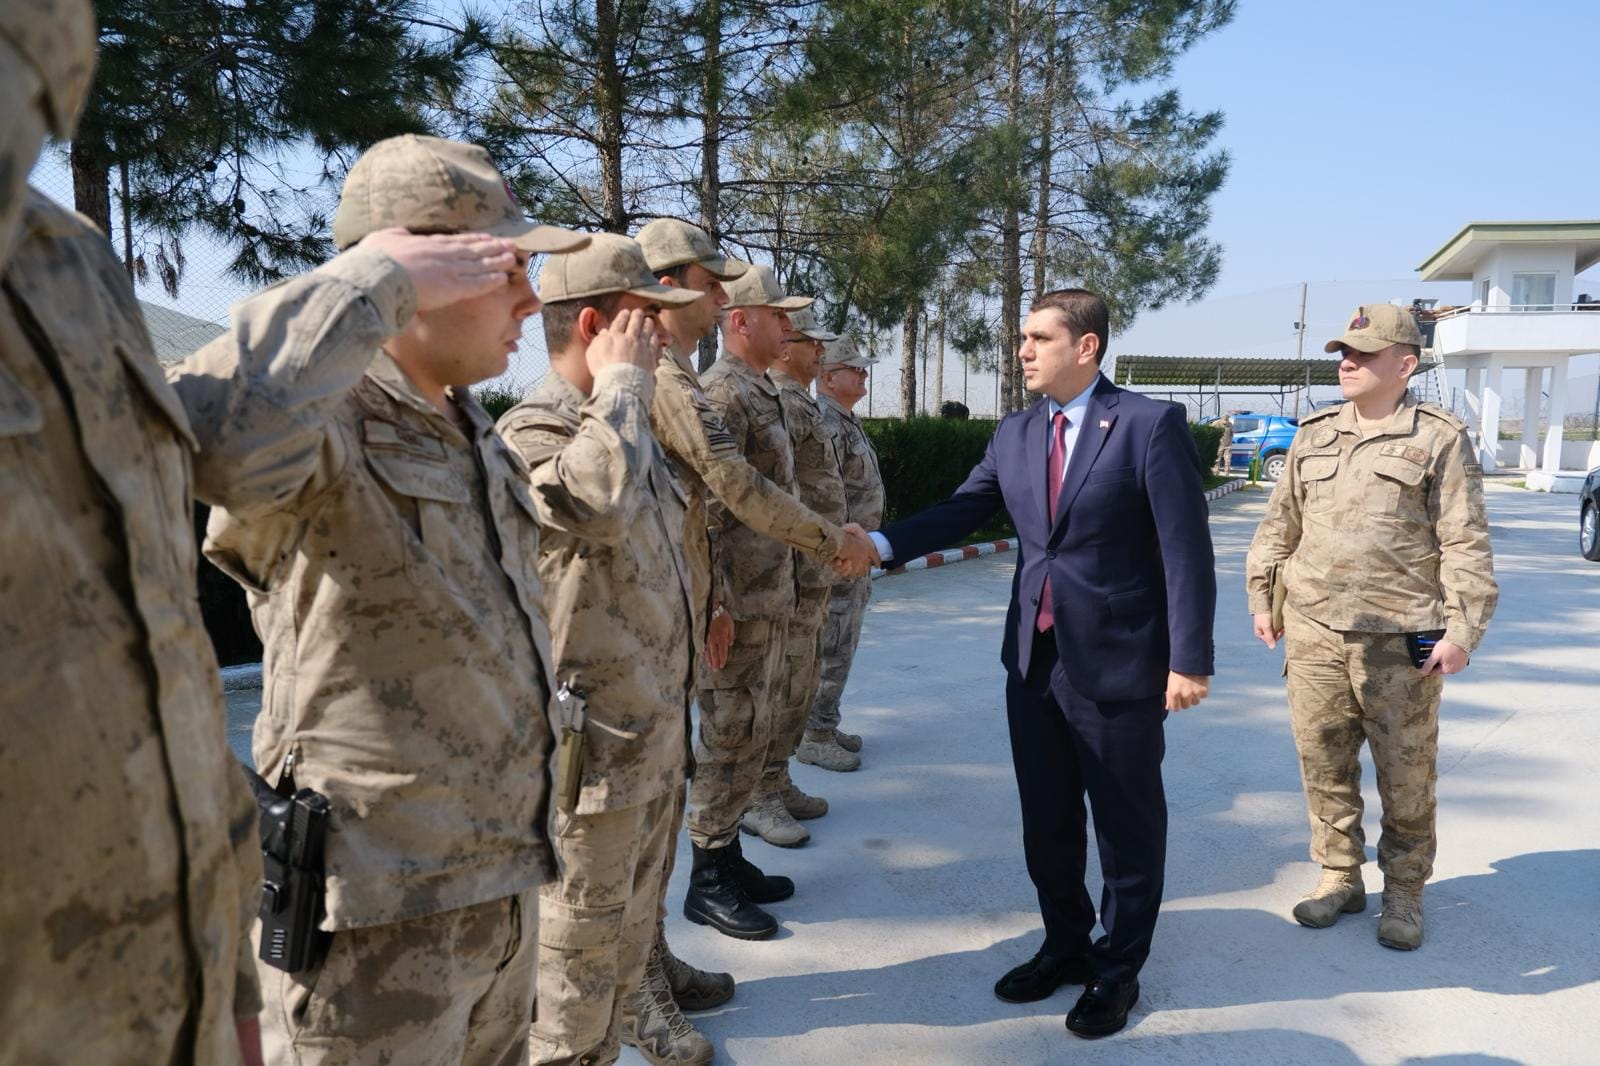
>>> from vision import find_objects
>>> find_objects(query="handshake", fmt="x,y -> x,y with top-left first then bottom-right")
830,523 -> 883,579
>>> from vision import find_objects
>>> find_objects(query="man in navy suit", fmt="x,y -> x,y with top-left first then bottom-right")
866,289 -> 1215,1038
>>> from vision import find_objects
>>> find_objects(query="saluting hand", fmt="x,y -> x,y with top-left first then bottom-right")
585,307 -> 660,376
358,229 -> 520,312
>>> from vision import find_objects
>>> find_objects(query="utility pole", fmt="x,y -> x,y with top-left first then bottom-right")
1293,281 -> 1308,417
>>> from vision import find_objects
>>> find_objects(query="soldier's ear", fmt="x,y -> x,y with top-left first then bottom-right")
577,305 -> 608,344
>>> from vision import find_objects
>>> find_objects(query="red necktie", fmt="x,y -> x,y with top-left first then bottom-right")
1037,410 -> 1067,632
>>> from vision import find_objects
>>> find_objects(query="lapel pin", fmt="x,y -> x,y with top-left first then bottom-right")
1099,419 -> 1110,429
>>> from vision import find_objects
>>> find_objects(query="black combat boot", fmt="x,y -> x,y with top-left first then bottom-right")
684,843 -> 778,940
726,835 -> 796,903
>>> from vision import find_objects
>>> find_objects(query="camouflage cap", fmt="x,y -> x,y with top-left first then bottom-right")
635,218 -> 747,281
722,261 -> 813,311
0,0 -> 97,138
1324,303 -> 1424,354
786,307 -> 838,342
333,135 -> 589,254
821,334 -> 876,368
538,232 -> 703,306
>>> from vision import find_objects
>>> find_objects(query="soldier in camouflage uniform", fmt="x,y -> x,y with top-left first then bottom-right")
194,135 -> 610,1064
741,307 -> 848,847
1,4 -> 264,1060
496,234 -> 702,1066
801,335 -> 886,773
676,262 -> 872,941
1246,304 -> 1497,952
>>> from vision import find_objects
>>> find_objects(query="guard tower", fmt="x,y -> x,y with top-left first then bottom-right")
1418,221 -> 1600,489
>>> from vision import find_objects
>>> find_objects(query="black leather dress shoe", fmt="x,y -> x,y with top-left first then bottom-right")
993,952 -> 1094,1003
1065,976 -> 1139,1038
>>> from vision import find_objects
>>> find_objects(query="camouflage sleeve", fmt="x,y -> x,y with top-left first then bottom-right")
499,365 -> 655,544
657,370 -> 845,560
227,766 -> 264,1019
169,247 -> 416,516
1244,433 -> 1307,613
1431,429 -> 1498,653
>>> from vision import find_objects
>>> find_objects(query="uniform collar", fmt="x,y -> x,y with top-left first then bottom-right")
719,351 -> 780,395
1332,391 -> 1419,439
818,393 -> 858,421
367,350 -> 486,445
769,368 -> 816,401
530,368 -> 587,417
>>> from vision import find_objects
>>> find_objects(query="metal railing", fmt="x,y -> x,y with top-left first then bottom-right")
1429,302 -> 1600,320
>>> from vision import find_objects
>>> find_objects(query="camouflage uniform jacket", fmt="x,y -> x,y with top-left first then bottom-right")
498,368 -> 695,813
1245,393 -> 1498,652
772,371 -> 848,589
187,250 -> 566,931
819,393 -> 885,532
653,347 -> 845,628
1,191 -> 258,1062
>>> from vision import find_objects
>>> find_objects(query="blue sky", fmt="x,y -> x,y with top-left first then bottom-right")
1119,0 -> 1600,361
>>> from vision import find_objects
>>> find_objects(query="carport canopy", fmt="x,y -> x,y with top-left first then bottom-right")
1112,356 -> 1343,388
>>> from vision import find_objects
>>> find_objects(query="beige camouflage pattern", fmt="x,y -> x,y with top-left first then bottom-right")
765,587 -> 830,781
0,191 -> 260,1064
498,367 -> 694,814
184,247 -> 566,933
530,794 -> 675,1066
699,352 -> 806,621
809,576 -> 873,735
1283,604 -> 1444,883
1245,393 -> 1498,652
808,394 -> 884,734
819,393 -> 885,532
686,618 -> 787,848
259,891 -> 536,1065
650,346 -> 845,642
772,371 -> 848,590
0,0 -> 97,137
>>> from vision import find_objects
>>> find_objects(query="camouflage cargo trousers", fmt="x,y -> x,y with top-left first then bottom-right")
687,618 -> 786,848
531,791 -> 676,1066
1284,603 -> 1444,885
258,891 -> 535,1066
807,576 -> 872,735
764,585 -> 831,782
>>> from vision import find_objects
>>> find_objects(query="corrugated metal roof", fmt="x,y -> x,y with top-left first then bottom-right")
1112,356 -> 1436,388
139,301 -> 227,366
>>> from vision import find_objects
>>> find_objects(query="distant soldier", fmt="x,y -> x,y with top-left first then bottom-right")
801,335 -> 886,773
1,3 -> 262,1060
496,234 -> 697,1066
1246,304 -> 1498,951
679,262 -> 872,941
1215,412 -> 1234,474
193,134 -> 613,1063
742,306 -> 848,847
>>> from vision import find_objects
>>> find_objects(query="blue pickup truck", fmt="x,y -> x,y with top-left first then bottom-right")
1219,413 -> 1300,481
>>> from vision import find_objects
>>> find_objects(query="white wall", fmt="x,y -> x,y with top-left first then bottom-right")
1482,245 -> 1578,307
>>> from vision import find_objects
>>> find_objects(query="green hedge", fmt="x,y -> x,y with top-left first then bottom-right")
1189,421 -> 1223,472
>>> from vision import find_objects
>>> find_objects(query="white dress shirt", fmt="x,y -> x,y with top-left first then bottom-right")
871,377 -> 1100,564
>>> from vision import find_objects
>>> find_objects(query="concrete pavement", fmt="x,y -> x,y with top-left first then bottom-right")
636,483 -> 1599,1065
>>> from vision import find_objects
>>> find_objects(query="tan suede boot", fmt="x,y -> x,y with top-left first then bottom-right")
1377,882 -> 1424,950
740,786 -> 809,847
777,764 -> 831,817
621,944 -> 715,1065
659,926 -> 734,1011
1292,866 -> 1366,928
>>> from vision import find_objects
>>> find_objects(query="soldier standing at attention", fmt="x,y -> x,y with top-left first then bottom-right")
1246,304 -> 1497,951
496,234 -> 699,1066
800,335 -> 886,773
743,306 -> 849,847
1214,411 -> 1234,474
194,134 -> 636,1064
680,263 -> 871,941
1,3 -> 264,1059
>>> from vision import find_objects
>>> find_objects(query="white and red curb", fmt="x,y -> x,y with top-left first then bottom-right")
872,479 -> 1248,580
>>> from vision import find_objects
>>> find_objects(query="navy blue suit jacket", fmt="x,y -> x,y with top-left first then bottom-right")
882,376 -> 1216,702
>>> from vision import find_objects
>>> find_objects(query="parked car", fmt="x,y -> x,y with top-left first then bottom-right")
1581,467 -> 1600,562
1220,413 -> 1299,481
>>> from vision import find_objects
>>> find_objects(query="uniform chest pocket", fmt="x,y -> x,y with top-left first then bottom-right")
1367,450 -> 1430,520
365,440 -> 469,579
746,404 -> 790,477
1297,453 -> 1341,513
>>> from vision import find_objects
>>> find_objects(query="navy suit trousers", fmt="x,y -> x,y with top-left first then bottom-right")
1006,627 -> 1169,981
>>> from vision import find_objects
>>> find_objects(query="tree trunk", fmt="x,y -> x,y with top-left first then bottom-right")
900,301 -> 920,418
70,138 -> 112,238
1031,25 -> 1055,304
935,285 -> 946,410
594,0 -> 627,233
999,0 -> 1025,413
696,0 -> 723,373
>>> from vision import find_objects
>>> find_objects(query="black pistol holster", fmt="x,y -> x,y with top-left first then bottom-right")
242,755 -> 331,973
